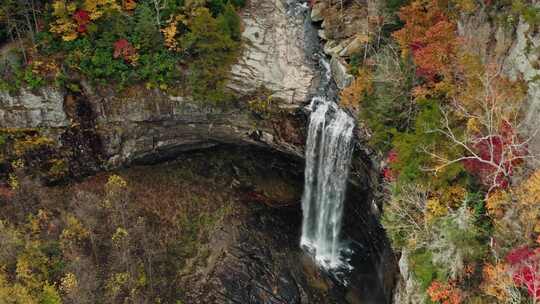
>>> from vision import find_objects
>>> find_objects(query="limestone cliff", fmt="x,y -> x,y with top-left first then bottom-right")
228,0 -> 318,105
0,0 -> 319,172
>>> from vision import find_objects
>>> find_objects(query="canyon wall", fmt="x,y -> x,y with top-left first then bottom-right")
0,0 -> 319,170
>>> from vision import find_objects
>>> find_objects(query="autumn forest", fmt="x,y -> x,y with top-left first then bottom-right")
1,0 -> 540,303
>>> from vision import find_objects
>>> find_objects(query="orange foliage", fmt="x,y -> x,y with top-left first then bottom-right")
486,190 -> 510,218
427,280 -> 462,304
481,262 -> 514,302
162,14 -> 186,52
340,69 -> 372,111
393,0 -> 459,96
516,170 -> 540,238
50,0 -> 120,41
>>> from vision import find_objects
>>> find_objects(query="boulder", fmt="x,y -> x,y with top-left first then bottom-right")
330,56 -> 354,89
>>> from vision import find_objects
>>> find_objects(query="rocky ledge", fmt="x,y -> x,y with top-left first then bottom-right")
0,0 -> 322,172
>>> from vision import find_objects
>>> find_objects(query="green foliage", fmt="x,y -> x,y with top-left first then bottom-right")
511,0 -> 540,27
137,51 -> 179,88
0,78 -> 17,93
391,99 -> 466,187
381,0 -> 409,35
409,249 -> 445,289
132,3 -> 162,51
208,0 -> 246,16
181,8 -> 238,103
2,0 -> 243,102
0,49 -> 46,91
217,3 -> 242,41
36,32 -> 62,56
360,48 -> 415,152
466,191 -> 493,237
386,0 -> 411,15
21,69 -> 45,90
78,46 -> 133,85
348,53 -> 363,76
40,283 -> 62,304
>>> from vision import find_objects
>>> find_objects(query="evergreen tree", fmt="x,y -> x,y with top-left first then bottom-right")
132,2 -> 161,51
217,3 -> 241,41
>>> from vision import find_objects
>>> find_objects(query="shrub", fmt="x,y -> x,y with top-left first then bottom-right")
340,69 -> 372,112
391,99 -> 466,187
409,249 -> 446,289
217,3 -> 242,41
360,45 -> 416,152
131,2 -> 161,51
429,205 -> 487,280
181,8 -> 238,103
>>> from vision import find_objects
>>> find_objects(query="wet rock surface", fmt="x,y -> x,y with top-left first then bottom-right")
170,146 -> 395,304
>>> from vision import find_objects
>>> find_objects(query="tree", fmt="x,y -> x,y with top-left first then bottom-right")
40,283 -> 62,304
216,3 -> 241,41
132,2 -> 161,51
340,68 -> 372,112
113,38 -> 138,63
423,64 -> 533,193
0,0 -> 42,62
181,7 -> 238,102
392,0 -> 459,97
506,246 -> 540,302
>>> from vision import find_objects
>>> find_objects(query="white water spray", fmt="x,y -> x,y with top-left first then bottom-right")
300,96 -> 355,270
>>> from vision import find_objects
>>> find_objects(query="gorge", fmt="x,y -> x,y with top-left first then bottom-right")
0,0 -> 395,303
3,0 -> 540,303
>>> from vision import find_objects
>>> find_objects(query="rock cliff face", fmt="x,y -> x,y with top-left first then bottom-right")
505,20 -> 540,155
457,11 -> 540,153
0,0 -> 320,170
0,88 -> 68,128
228,0 -> 318,106
310,0 -> 380,90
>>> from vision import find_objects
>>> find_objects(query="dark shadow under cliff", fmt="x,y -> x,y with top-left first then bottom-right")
0,145 -> 395,304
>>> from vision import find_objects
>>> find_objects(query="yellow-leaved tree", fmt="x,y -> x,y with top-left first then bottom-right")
49,0 -> 120,41
161,14 -> 186,51
49,1 -> 78,41
340,68 -> 372,112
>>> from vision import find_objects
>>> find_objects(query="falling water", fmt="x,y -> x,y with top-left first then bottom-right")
300,96 -> 355,270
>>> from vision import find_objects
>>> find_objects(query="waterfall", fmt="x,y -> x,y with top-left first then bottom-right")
300,96 -> 355,270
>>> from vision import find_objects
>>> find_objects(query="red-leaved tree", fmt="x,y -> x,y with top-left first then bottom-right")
424,64 -> 534,193
506,246 -> 540,301
73,10 -> 90,33
113,39 -> 138,63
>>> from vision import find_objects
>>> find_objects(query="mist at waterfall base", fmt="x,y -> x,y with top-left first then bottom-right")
300,96 -> 355,276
